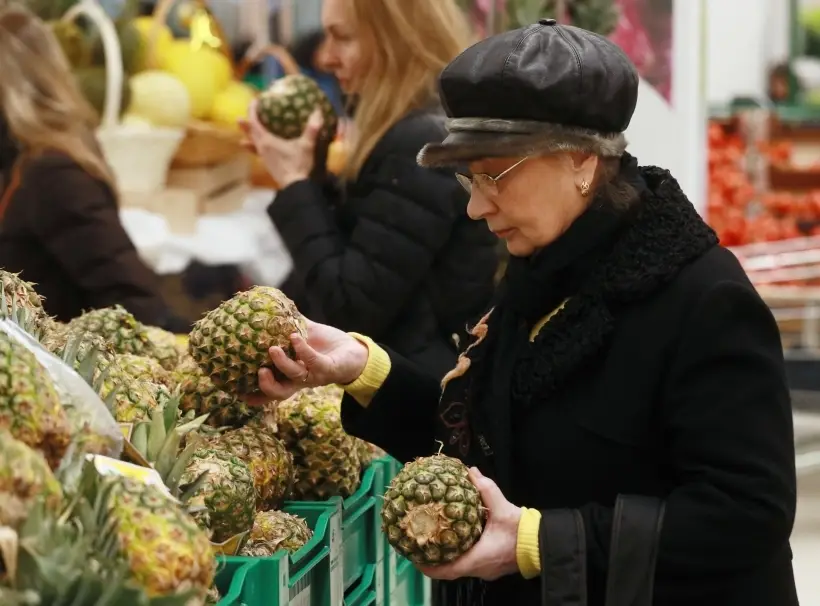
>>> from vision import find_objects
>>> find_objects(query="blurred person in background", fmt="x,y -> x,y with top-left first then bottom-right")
0,5 -> 188,331
242,0 -> 498,378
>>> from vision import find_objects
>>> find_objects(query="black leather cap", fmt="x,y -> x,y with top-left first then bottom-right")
418,20 -> 640,167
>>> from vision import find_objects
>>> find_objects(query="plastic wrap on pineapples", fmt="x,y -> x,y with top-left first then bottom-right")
276,385 -> 363,500
0,429 -> 62,529
0,325 -> 71,469
187,286 -> 307,395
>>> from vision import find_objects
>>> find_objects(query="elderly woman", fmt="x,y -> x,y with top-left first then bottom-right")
250,20 -> 798,606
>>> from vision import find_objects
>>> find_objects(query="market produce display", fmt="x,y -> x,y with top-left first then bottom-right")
0,275 -> 402,603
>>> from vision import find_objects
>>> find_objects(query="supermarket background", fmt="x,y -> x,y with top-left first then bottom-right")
12,0 -> 820,603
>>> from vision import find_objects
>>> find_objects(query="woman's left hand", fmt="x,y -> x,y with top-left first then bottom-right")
238,100 -> 323,190
417,468 -> 522,582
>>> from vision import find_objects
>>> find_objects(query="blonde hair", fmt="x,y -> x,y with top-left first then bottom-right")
342,0 -> 472,179
0,4 -> 115,189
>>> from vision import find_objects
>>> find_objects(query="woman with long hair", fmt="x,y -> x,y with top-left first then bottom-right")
0,4 -> 186,330
243,0 -> 498,378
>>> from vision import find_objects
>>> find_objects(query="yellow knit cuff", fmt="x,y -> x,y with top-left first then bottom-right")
516,507 -> 542,579
340,333 -> 392,407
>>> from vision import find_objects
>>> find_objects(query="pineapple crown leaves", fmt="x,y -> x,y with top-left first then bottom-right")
1,463 -> 198,606
128,393 -> 211,504
0,287 -> 42,339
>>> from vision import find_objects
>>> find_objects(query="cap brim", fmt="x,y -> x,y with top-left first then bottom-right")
417,122 -> 628,168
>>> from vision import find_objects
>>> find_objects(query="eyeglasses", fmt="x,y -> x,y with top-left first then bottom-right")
455,156 -> 531,197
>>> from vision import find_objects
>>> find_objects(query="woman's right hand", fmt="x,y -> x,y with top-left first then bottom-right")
246,318 -> 370,406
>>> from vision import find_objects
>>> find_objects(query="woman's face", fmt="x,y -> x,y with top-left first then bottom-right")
466,154 -> 597,257
321,0 -> 369,94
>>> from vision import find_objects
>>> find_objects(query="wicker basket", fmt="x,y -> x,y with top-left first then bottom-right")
63,0 -> 184,193
148,0 -> 244,168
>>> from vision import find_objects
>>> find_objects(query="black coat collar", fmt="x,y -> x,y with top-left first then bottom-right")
509,166 -> 719,406
437,166 -> 719,465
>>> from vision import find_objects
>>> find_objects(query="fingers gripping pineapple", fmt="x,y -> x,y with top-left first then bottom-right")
187,286 -> 307,395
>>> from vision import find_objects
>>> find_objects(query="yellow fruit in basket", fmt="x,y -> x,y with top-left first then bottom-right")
127,70 -> 191,128
132,16 -> 174,70
210,82 -> 257,130
161,41 -> 231,118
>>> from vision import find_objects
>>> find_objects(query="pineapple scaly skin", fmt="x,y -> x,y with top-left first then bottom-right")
174,355 -> 256,427
0,330 -> 71,469
276,386 -> 362,500
381,454 -> 485,566
143,325 -> 183,371
99,362 -> 162,423
239,510 -> 313,557
109,476 -> 215,601
0,429 -> 62,528
211,424 -> 295,510
111,353 -> 174,389
188,286 -> 307,395
66,305 -> 153,356
180,448 -> 257,544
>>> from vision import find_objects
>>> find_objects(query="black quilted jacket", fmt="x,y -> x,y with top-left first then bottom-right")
269,106 -> 498,378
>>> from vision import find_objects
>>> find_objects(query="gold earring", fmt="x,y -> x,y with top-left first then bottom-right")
579,180 -> 591,197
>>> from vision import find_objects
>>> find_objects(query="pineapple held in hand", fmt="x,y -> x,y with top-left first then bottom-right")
381,453 -> 485,566
188,286 -> 307,395
276,385 -> 362,500
239,510 -> 313,557
257,74 -> 338,142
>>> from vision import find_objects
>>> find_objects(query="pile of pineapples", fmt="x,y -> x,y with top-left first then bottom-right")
0,273 -> 386,605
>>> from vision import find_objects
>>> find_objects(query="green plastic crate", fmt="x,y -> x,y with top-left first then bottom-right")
343,563 -> 384,606
386,558 -> 431,606
300,462 -> 386,592
216,499 -> 343,606
374,457 -> 431,606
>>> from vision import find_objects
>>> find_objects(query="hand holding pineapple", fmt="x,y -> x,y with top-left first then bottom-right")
409,465 -> 523,582
244,318 -> 370,407
239,101 -> 324,190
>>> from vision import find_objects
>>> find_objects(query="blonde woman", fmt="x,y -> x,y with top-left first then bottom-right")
243,0 -> 498,378
0,5 -> 186,330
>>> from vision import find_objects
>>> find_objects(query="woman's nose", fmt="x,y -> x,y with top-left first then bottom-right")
466,190 -> 494,221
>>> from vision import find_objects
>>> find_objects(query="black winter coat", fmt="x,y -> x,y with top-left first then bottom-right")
342,166 -> 799,606
269,107 -> 498,378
